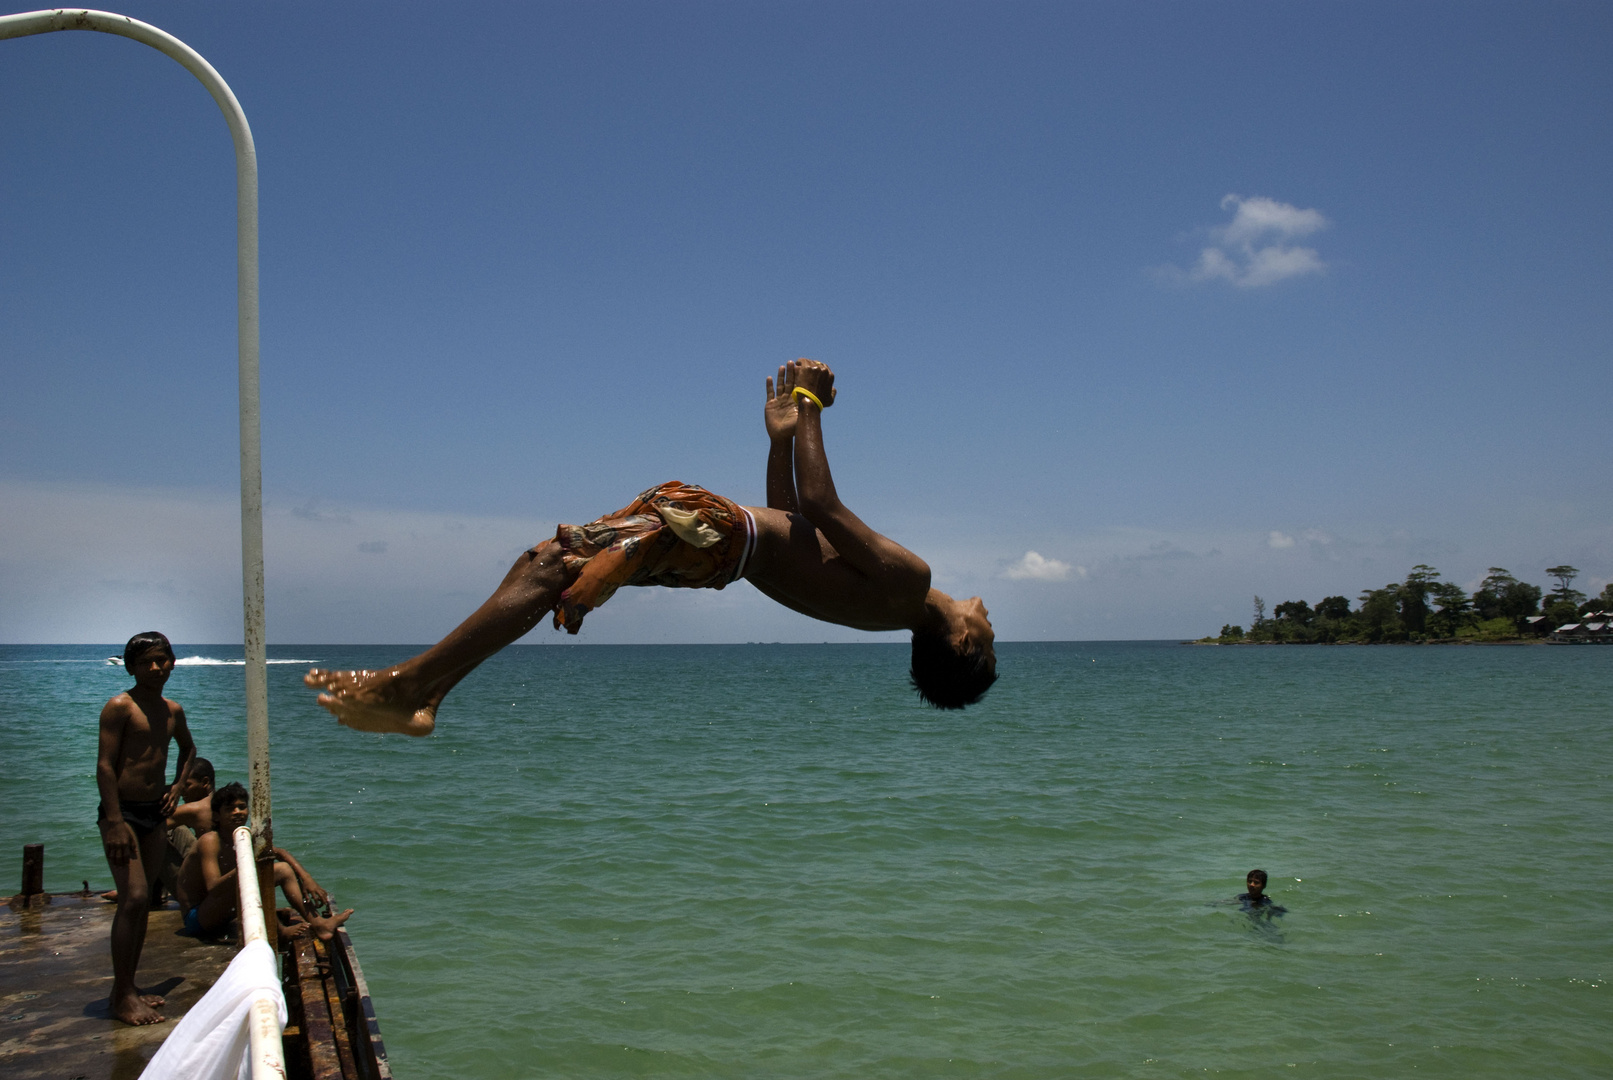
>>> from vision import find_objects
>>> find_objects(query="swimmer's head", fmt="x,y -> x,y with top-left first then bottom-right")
1246,869 -> 1268,895
911,596 -> 998,710
123,631 -> 174,674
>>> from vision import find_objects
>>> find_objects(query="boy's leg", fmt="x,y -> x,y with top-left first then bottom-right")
306,539 -> 568,735
158,825 -> 195,905
274,861 -> 353,942
130,824 -> 168,990
194,871 -> 241,936
273,861 -> 306,921
105,826 -> 167,1025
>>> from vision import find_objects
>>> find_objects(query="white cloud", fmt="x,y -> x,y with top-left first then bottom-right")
1268,530 -> 1296,549
1168,194 -> 1329,289
1004,551 -> 1076,581
1237,243 -> 1327,287
1215,194 -> 1327,245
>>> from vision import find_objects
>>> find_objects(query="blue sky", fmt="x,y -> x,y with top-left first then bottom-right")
2,1 -> 1609,644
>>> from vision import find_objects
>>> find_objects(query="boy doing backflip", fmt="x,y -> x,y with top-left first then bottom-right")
307,360 -> 997,735
96,631 -> 196,1025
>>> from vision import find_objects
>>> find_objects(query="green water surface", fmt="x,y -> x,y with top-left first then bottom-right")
3,641 -> 1609,1078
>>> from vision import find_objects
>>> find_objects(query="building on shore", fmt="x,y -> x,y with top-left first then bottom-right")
1549,612 -> 1613,643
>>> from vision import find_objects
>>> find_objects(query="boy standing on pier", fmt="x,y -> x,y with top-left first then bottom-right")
96,631 -> 196,1026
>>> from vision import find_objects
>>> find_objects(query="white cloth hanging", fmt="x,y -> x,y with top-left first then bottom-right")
139,939 -> 286,1080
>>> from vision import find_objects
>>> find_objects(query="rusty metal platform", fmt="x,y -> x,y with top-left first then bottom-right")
1,894 -> 235,1080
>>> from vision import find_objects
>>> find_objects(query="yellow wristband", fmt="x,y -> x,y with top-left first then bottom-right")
791,386 -> 824,410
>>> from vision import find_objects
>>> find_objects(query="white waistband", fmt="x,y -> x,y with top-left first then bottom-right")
732,505 -> 758,583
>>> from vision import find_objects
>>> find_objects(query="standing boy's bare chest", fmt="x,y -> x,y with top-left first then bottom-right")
120,697 -> 173,764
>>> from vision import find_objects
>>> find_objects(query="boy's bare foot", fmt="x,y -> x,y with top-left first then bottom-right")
310,908 -> 354,942
304,669 -> 437,737
113,988 -> 164,1025
141,992 -> 166,1007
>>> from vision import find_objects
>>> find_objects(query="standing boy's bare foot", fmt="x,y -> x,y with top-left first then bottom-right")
113,988 -> 164,1025
304,669 -> 437,737
140,991 -> 166,1007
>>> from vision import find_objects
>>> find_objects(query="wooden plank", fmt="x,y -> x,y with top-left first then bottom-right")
291,934 -> 343,1080
314,936 -> 360,1079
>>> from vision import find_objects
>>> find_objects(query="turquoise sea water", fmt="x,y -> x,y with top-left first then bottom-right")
3,641 -> 1610,1078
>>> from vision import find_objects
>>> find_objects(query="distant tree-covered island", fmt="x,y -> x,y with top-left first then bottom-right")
1197,565 -> 1613,645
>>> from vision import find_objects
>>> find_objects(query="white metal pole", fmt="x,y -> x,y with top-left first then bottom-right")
233,827 -> 287,1080
0,9 -> 272,843
231,826 -> 271,948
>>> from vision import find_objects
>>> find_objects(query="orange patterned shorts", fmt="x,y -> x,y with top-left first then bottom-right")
550,482 -> 757,634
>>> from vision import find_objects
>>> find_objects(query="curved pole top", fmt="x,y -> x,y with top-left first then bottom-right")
2,7 -> 272,848
0,8 -> 256,159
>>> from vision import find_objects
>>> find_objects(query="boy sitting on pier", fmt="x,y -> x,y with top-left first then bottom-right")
155,755 -> 215,904
105,758 -> 334,915
96,631 -> 196,1026
177,783 -> 353,941
306,360 -> 997,735
161,761 -> 337,913
165,755 -> 215,834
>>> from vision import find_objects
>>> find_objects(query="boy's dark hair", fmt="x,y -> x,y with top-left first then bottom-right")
212,782 -> 249,816
1247,869 -> 1268,886
189,757 -> 215,785
909,629 -> 998,710
123,631 -> 174,672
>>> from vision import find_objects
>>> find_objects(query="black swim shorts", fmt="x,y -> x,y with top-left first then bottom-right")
98,798 -> 166,837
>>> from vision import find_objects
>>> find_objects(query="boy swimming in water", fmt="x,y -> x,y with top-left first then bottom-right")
95,630 -> 196,1025
1237,869 -> 1285,914
177,783 -> 353,941
306,360 -> 997,735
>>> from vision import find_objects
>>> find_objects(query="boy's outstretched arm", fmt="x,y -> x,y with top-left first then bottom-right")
790,361 -> 929,591
763,364 -> 799,513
